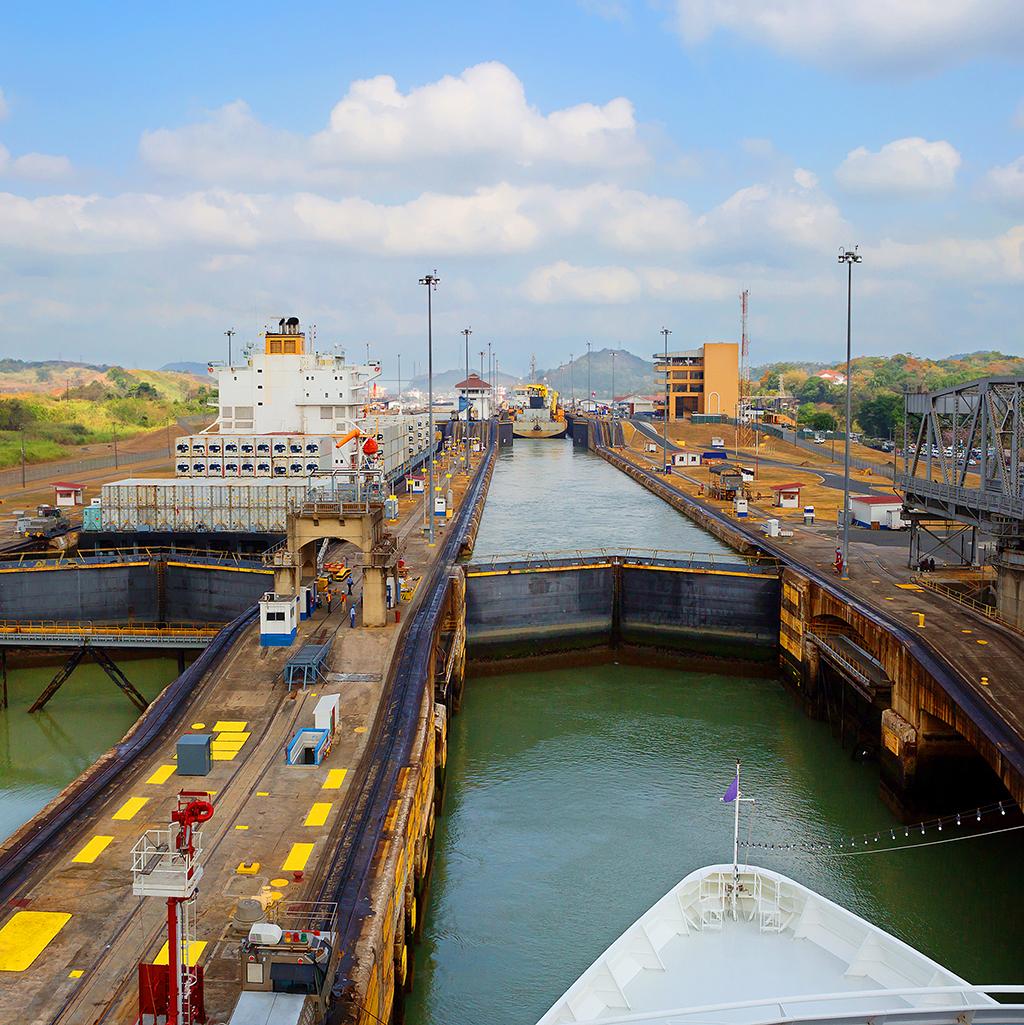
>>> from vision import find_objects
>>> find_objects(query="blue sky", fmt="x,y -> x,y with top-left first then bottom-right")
2,1 -> 1024,374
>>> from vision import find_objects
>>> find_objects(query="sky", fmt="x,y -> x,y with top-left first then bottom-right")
2,1 -> 1024,375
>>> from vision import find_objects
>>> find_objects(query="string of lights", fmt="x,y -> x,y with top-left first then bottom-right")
742,798 -> 1019,856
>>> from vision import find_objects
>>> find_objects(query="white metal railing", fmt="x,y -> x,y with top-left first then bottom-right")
131,828 -> 204,898
586,985 -> 1024,1025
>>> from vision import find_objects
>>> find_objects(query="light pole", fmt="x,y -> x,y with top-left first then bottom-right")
838,246 -> 862,579
479,350 -> 485,378
419,270 -> 440,545
661,327 -> 671,472
569,353 -> 574,409
586,341 -> 592,411
397,353 -> 401,409
225,328 -> 235,367
462,327 -> 472,470
611,349 -> 617,442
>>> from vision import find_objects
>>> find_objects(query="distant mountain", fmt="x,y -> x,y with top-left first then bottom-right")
160,361 -> 211,378
536,347 -> 655,399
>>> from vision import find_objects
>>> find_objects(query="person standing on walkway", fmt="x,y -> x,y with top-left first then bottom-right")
350,604 -> 356,628
347,577 -> 354,597
325,590 -> 333,615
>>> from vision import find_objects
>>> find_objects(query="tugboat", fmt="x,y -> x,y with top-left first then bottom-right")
512,356 -> 567,439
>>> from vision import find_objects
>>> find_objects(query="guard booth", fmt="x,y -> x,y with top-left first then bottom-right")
51,481 -> 85,507
259,592 -> 298,647
771,483 -> 803,509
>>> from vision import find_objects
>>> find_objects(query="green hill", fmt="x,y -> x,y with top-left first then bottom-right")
536,348 -> 655,400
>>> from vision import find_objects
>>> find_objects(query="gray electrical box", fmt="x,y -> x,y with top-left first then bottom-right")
176,734 -> 212,776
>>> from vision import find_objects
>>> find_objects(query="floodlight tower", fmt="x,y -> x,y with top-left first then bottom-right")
132,792 -> 214,1025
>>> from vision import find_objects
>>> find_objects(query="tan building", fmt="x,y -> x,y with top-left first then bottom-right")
653,342 -> 739,421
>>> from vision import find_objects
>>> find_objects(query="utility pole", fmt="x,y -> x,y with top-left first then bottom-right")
661,327 -> 671,472
112,422 -> 119,468
586,341 -> 592,411
838,246 -> 862,579
20,430 -> 26,488
225,328 -> 235,367
462,327 -> 472,470
419,271 -> 440,545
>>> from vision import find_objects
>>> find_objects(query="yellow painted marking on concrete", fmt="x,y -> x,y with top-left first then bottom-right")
154,940 -> 206,966
270,878 -> 289,887
212,750 -> 239,761
977,639 -> 989,645
884,596 -> 894,600
256,791 -> 270,797
268,891 -> 284,902
304,803 -> 333,827
146,764 -> 176,785
322,769 -> 348,790
282,843 -> 315,872
0,911 -> 72,971
215,731 -> 250,744
235,825 -> 249,831
112,797 -> 148,821
354,726 -> 367,734
896,583 -> 924,591
962,629 -> 973,634
980,676 -> 990,687
68,969 -> 83,979
72,835 -> 113,864
211,739 -> 245,751
236,862 -> 260,875
913,613 -> 925,628
190,722 -> 206,729
213,720 -> 247,732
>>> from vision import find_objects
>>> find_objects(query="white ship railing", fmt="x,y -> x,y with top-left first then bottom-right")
583,985 -> 1024,1025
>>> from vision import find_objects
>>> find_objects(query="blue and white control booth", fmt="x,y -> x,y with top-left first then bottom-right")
260,592 -> 298,646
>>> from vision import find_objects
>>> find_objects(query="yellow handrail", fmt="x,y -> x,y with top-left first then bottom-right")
0,619 -> 221,637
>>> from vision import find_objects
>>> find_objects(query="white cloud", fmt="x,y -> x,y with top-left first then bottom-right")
671,0 -> 1024,73
524,261 -> 643,303
836,138 -> 961,194
793,168 -> 818,189
141,62 -> 646,184
871,226 -> 1024,282
985,156 -> 1024,210
9,152 -> 73,180
0,88 -> 8,121
698,182 -> 847,252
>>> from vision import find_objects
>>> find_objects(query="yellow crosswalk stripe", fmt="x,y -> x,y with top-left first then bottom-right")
112,797 -> 148,821
304,803 -> 332,827
146,764 -> 176,785
322,769 -> 348,790
282,843 -> 315,872
72,835 -> 113,864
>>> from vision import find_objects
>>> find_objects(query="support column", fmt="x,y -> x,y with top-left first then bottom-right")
879,708 -> 918,813
1,648 -> 7,711
362,566 -> 388,627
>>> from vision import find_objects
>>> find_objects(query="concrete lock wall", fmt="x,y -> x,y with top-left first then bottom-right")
0,560 -> 269,624
465,566 -> 614,658
466,560 -> 779,662
164,564 -> 270,621
620,567 -> 779,656
0,564 -> 159,621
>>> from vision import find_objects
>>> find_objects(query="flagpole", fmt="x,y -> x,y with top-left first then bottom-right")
733,759 -> 741,878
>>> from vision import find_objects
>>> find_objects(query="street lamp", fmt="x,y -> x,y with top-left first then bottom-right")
462,327 -> 472,471
419,270 -> 440,545
569,353 -> 574,410
611,349 -> 617,442
837,246 -> 862,579
661,327 -> 671,472
586,342 -> 592,411
224,328 -> 235,367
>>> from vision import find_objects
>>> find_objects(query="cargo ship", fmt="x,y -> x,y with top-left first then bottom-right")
512,358 -> 566,439
89,317 -> 435,534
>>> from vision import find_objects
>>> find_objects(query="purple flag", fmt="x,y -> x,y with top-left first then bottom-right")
722,775 -> 739,803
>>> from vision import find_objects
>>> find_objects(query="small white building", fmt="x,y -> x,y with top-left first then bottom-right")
51,481 -> 85,507
672,451 -> 702,467
454,373 -> 493,420
771,483 -> 803,509
850,495 -> 907,529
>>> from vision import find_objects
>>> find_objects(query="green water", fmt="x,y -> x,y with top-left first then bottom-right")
0,659 -> 179,841
406,668 -> 1024,1025
407,438 -> 1024,1025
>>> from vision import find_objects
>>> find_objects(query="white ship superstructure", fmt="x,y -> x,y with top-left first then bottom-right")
172,317 -> 432,482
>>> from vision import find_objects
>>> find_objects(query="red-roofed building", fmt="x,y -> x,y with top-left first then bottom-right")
455,373 -> 493,420
770,482 -> 803,508
850,494 -> 906,529
51,482 -> 85,507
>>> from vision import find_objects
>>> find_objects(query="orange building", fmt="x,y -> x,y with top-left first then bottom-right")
653,342 -> 739,421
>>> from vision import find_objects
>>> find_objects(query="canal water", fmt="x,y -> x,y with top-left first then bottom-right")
407,439 -> 1024,1025
0,659 -> 179,841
